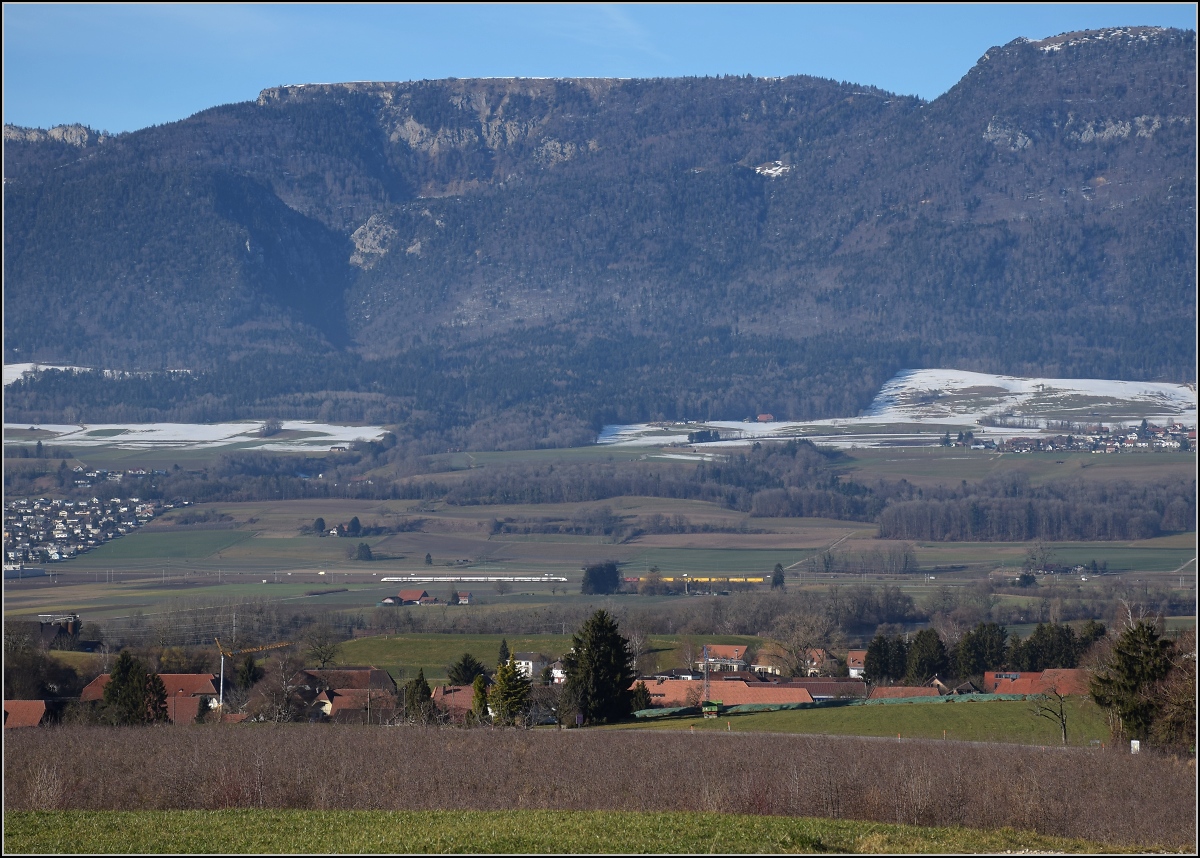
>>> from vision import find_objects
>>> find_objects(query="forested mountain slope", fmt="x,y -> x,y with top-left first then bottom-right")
3,26 -> 1195,437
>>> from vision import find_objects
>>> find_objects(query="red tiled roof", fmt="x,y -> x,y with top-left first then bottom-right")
4,700 -> 48,728
167,695 -> 203,724
432,684 -> 476,714
80,673 -> 217,702
867,686 -> 941,699
984,670 -> 1089,696
295,667 -> 396,692
781,679 -> 867,698
318,688 -> 398,715
636,679 -> 813,708
846,650 -> 867,668
1038,669 -> 1090,696
397,589 -> 429,602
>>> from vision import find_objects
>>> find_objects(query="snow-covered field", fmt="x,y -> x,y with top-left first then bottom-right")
3,420 -> 388,452
5,366 -> 1195,453
3,363 -> 94,386
598,369 -> 1197,450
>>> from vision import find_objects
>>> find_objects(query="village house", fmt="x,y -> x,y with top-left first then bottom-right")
3,699 -> 53,728
513,652 -> 550,679
290,667 -> 397,720
431,684 -> 476,722
846,649 -> 867,679
982,669 -> 1089,696
80,673 -> 219,723
695,644 -> 749,672
635,678 -> 815,708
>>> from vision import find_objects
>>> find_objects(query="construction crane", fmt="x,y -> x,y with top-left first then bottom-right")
214,638 -> 293,709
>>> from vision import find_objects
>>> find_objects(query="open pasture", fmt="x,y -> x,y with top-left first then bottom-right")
618,696 -> 1111,747
74,530 -> 254,561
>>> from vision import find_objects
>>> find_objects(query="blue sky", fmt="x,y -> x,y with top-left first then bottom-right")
4,3 -> 1196,134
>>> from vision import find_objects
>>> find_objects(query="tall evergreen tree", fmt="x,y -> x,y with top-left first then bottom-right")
102,651 -> 167,725
447,652 -> 486,686
1090,621 -> 1174,742
905,629 -> 948,684
497,639 -> 510,666
471,674 -> 490,724
955,622 -> 1008,679
403,668 -> 433,722
491,655 -> 532,726
888,635 -> 910,681
562,609 -> 634,725
864,633 -> 890,683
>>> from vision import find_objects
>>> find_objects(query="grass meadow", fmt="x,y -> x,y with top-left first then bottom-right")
614,697 -> 1111,747
336,633 -> 759,683
2,809 -> 1134,854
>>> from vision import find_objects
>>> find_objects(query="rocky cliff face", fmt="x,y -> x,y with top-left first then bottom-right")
3,123 -> 110,147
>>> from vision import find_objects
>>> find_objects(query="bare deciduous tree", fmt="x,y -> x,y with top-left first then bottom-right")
1030,690 -> 1069,745
769,611 -> 842,677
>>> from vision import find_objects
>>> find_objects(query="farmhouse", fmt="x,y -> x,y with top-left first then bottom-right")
395,589 -> 434,605
513,652 -> 550,679
846,649 -> 867,678
4,700 -> 51,728
314,688 -> 398,724
983,669 -> 1089,696
695,645 -> 749,672
431,684 -> 476,722
636,678 -> 815,708
80,673 -> 219,723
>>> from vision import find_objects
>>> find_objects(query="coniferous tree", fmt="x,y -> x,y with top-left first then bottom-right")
562,610 -> 635,725
630,680 -> 652,713
497,639 -> 510,666
447,652 -> 486,686
864,633 -> 891,683
580,561 -> 621,595
402,668 -> 433,722
955,622 -> 1008,679
1090,621 -> 1174,742
888,635 -> 910,681
905,629 -> 948,684
102,651 -> 167,725
470,673 -> 490,724
491,655 -> 532,726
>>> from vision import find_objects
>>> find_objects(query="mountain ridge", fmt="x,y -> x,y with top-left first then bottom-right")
3,27 -> 1195,442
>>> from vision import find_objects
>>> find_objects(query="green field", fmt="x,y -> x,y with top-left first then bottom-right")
614,697 -> 1111,748
0,809 -> 1138,854
77,530 -> 255,561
